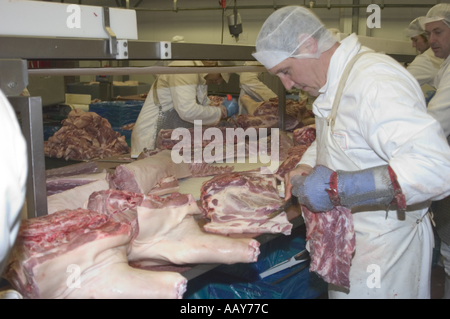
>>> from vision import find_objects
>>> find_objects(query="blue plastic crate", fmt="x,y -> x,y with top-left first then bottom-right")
89,100 -> 143,127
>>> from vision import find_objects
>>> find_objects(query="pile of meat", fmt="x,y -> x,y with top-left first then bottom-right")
44,109 -> 129,161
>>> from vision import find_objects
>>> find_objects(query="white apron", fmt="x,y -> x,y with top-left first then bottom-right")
313,52 -> 433,299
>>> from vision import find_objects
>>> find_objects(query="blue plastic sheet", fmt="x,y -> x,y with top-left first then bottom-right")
184,226 -> 327,299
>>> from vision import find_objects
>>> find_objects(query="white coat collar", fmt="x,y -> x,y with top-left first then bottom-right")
319,34 -> 361,96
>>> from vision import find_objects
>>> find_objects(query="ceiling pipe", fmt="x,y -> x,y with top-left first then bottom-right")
132,3 -> 435,12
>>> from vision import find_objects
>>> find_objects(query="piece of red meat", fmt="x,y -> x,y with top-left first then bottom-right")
293,125 -> 316,146
302,205 -> 356,289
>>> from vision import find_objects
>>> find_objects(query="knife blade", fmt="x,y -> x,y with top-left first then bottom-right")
259,249 -> 310,279
267,197 -> 293,219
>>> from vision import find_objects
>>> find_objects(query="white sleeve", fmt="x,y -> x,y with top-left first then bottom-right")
240,72 -> 278,102
0,90 -> 28,275
428,66 -> 450,137
358,74 -> 450,204
297,140 -> 317,168
407,54 -> 437,87
168,74 -> 221,126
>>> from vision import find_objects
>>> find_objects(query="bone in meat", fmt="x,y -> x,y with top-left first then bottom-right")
200,171 -> 292,235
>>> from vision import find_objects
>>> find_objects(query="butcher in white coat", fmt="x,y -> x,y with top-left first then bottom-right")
238,61 -> 277,114
0,89 -> 27,277
253,5 -> 450,299
423,3 -> 450,299
131,61 -> 236,158
406,17 -> 443,87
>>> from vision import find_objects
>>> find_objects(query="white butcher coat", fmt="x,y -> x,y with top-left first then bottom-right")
238,61 -> 277,114
407,48 -> 443,87
0,90 -> 27,275
427,54 -> 450,143
130,61 -> 222,157
298,34 -> 450,299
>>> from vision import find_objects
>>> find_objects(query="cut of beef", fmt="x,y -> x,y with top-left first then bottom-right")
301,205 -> 355,289
200,171 -> 292,235
87,190 -> 260,267
3,208 -> 187,299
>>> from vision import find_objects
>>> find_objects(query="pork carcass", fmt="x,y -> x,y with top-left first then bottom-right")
109,150 -> 234,195
200,171 -> 292,235
44,109 -> 129,161
3,208 -> 187,299
87,190 -> 260,267
302,205 -> 356,289
47,171 -> 110,214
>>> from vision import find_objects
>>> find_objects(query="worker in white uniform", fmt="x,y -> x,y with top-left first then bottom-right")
238,61 -> 277,114
0,89 -> 27,278
406,17 -> 443,88
423,3 -> 450,299
130,61 -> 238,157
253,6 -> 450,299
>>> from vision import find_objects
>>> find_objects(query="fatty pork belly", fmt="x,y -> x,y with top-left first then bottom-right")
3,208 -> 187,299
87,190 -> 260,267
200,171 -> 292,235
46,171 -> 110,214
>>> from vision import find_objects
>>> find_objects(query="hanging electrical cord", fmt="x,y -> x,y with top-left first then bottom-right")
219,0 -> 227,44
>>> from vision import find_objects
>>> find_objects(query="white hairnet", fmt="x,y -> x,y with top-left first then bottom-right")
252,6 -> 337,70
171,35 -> 185,43
405,17 -> 426,38
422,3 -> 450,28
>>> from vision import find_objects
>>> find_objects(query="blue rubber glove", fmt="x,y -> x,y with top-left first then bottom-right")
222,94 -> 239,117
291,165 -> 399,213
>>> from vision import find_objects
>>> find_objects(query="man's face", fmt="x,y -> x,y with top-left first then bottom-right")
204,73 -> 223,85
425,20 -> 450,59
410,35 -> 429,54
269,57 -> 326,97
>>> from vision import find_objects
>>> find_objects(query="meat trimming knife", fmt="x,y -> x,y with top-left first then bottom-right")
266,197 -> 293,219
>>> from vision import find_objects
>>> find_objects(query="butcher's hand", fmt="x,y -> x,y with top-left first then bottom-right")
284,164 -> 313,201
290,164 -> 404,213
219,105 -> 228,119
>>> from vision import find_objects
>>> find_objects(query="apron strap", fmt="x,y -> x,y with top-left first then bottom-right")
327,51 -> 372,131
